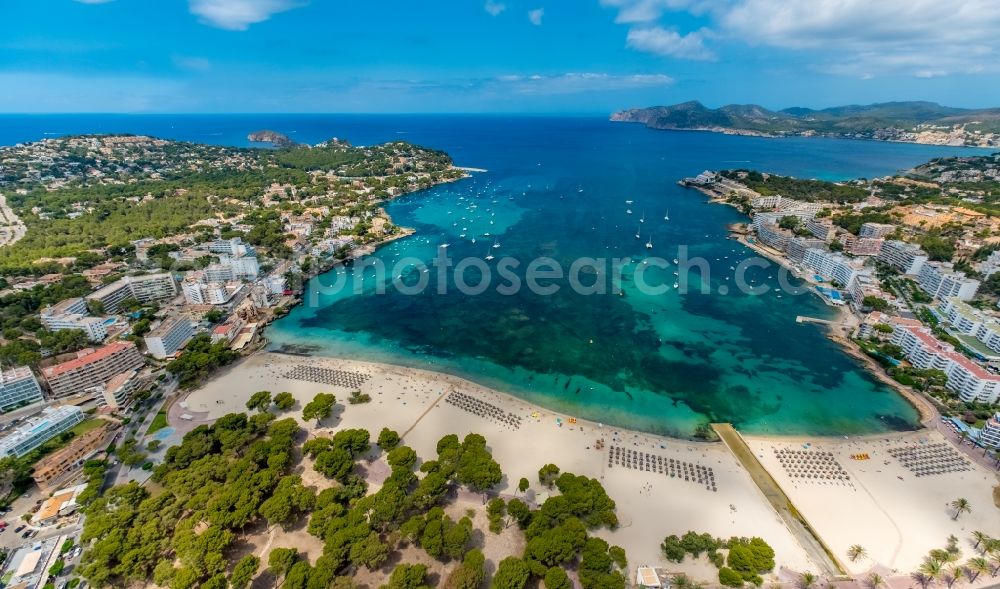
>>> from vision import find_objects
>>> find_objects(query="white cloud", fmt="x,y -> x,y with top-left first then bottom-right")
626,26 -> 714,60
188,0 -> 303,30
603,0 -> 1000,76
484,1 -> 506,16
528,8 -> 544,25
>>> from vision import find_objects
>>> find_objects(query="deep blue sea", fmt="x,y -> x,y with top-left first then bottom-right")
2,114 -> 989,437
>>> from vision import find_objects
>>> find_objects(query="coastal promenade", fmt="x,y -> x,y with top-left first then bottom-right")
712,423 -> 846,579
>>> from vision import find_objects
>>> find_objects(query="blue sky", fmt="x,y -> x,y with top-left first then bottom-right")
2,0 -> 998,113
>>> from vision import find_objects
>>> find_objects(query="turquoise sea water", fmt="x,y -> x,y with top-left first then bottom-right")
1,115 -> 988,438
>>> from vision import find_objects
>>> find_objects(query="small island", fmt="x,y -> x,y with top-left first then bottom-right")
247,129 -> 297,147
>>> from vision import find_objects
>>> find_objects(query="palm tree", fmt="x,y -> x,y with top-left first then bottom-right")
921,558 -> 944,584
911,572 -> 933,589
798,572 -> 817,589
942,566 -> 964,589
848,544 -> 868,563
950,498 -> 972,520
973,531 -> 993,552
864,573 -> 884,589
990,551 -> 1000,577
967,557 -> 989,583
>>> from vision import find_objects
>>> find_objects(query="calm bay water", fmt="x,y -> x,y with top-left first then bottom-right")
1,114 -> 988,437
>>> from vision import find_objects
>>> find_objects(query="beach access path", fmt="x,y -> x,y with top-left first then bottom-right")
712,423 -> 846,579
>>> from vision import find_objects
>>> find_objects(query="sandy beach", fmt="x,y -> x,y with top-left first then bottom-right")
170,351 -> 1000,585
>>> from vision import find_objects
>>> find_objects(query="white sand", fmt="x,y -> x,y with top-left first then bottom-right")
174,352 -> 999,584
746,433 -> 1000,576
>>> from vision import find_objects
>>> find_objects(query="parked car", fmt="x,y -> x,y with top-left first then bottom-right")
15,525 -> 25,533
21,531 -> 30,538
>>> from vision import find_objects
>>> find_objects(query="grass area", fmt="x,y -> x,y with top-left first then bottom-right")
953,333 -> 1000,359
70,418 -> 106,437
146,411 -> 168,436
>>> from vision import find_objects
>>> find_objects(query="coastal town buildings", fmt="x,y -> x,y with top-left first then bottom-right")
41,341 -> 144,399
87,369 -> 139,409
938,298 -> 1000,354
877,240 -> 928,275
891,326 -> 1000,404
40,297 -> 107,342
805,219 -> 836,242
86,272 -> 178,313
916,261 -> 980,301
803,249 -> 863,289
32,421 -> 118,492
0,406 -> 85,458
785,237 -> 827,263
0,366 -> 44,413
756,223 -> 791,251
181,274 -> 246,307
839,235 -> 884,257
144,315 -> 196,359
979,250 -> 1000,278
859,222 -> 896,239
981,413 -> 1000,448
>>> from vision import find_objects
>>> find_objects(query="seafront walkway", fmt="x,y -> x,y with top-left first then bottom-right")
711,423 -> 846,579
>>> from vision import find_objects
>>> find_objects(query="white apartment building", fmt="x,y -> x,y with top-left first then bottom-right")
205,237 -> 253,256
218,252 -> 259,279
182,277 -> 246,306
916,262 -> 980,301
877,240 -> 928,275
0,366 -> 44,413
86,273 -> 178,313
859,222 -> 895,239
891,326 -> 1000,404
805,219 -> 836,242
40,297 -> 107,342
204,264 -> 236,283
0,406 -> 85,458
981,413 -> 1000,448
755,223 -> 790,251
144,315 -> 196,359
786,237 -> 827,263
802,248 -> 863,289
939,298 -> 1000,353
978,250 -> 1000,278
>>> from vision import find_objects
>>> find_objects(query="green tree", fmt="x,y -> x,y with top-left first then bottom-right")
269,547 -> 298,583
538,463 -> 560,488
246,390 -> 272,412
378,427 -> 401,450
544,568 -> 571,589
350,531 -> 390,570
518,477 -> 530,494
492,557 -> 531,589
302,393 -> 336,424
719,567 -> 743,588
950,498 -> 971,520
444,549 -> 486,589
847,544 -> 867,562
274,392 -> 295,410
230,555 -> 260,589
382,564 -> 430,589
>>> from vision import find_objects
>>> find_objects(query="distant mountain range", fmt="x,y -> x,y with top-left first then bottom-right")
610,101 -> 1000,147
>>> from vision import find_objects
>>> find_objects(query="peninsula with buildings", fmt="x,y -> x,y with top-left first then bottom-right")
682,151 -> 1000,445
613,101 -> 1000,147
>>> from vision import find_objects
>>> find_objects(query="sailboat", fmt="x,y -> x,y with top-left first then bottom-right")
646,237 -> 653,250
635,225 -> 641,240
640,210 -> 645,223
493,238 -> 501,249
664,209 -> 669,221
626,208 -> 632,214
485,249 -> 495,261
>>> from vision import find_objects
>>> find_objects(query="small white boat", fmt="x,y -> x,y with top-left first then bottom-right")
672,258 -> 678,264
664,210 -> 669,221
646,239 -> 653,250
640,210 -> 645,223
635,225 -> 641,240
626,209 -> 633,214
485,251 -> 495,261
